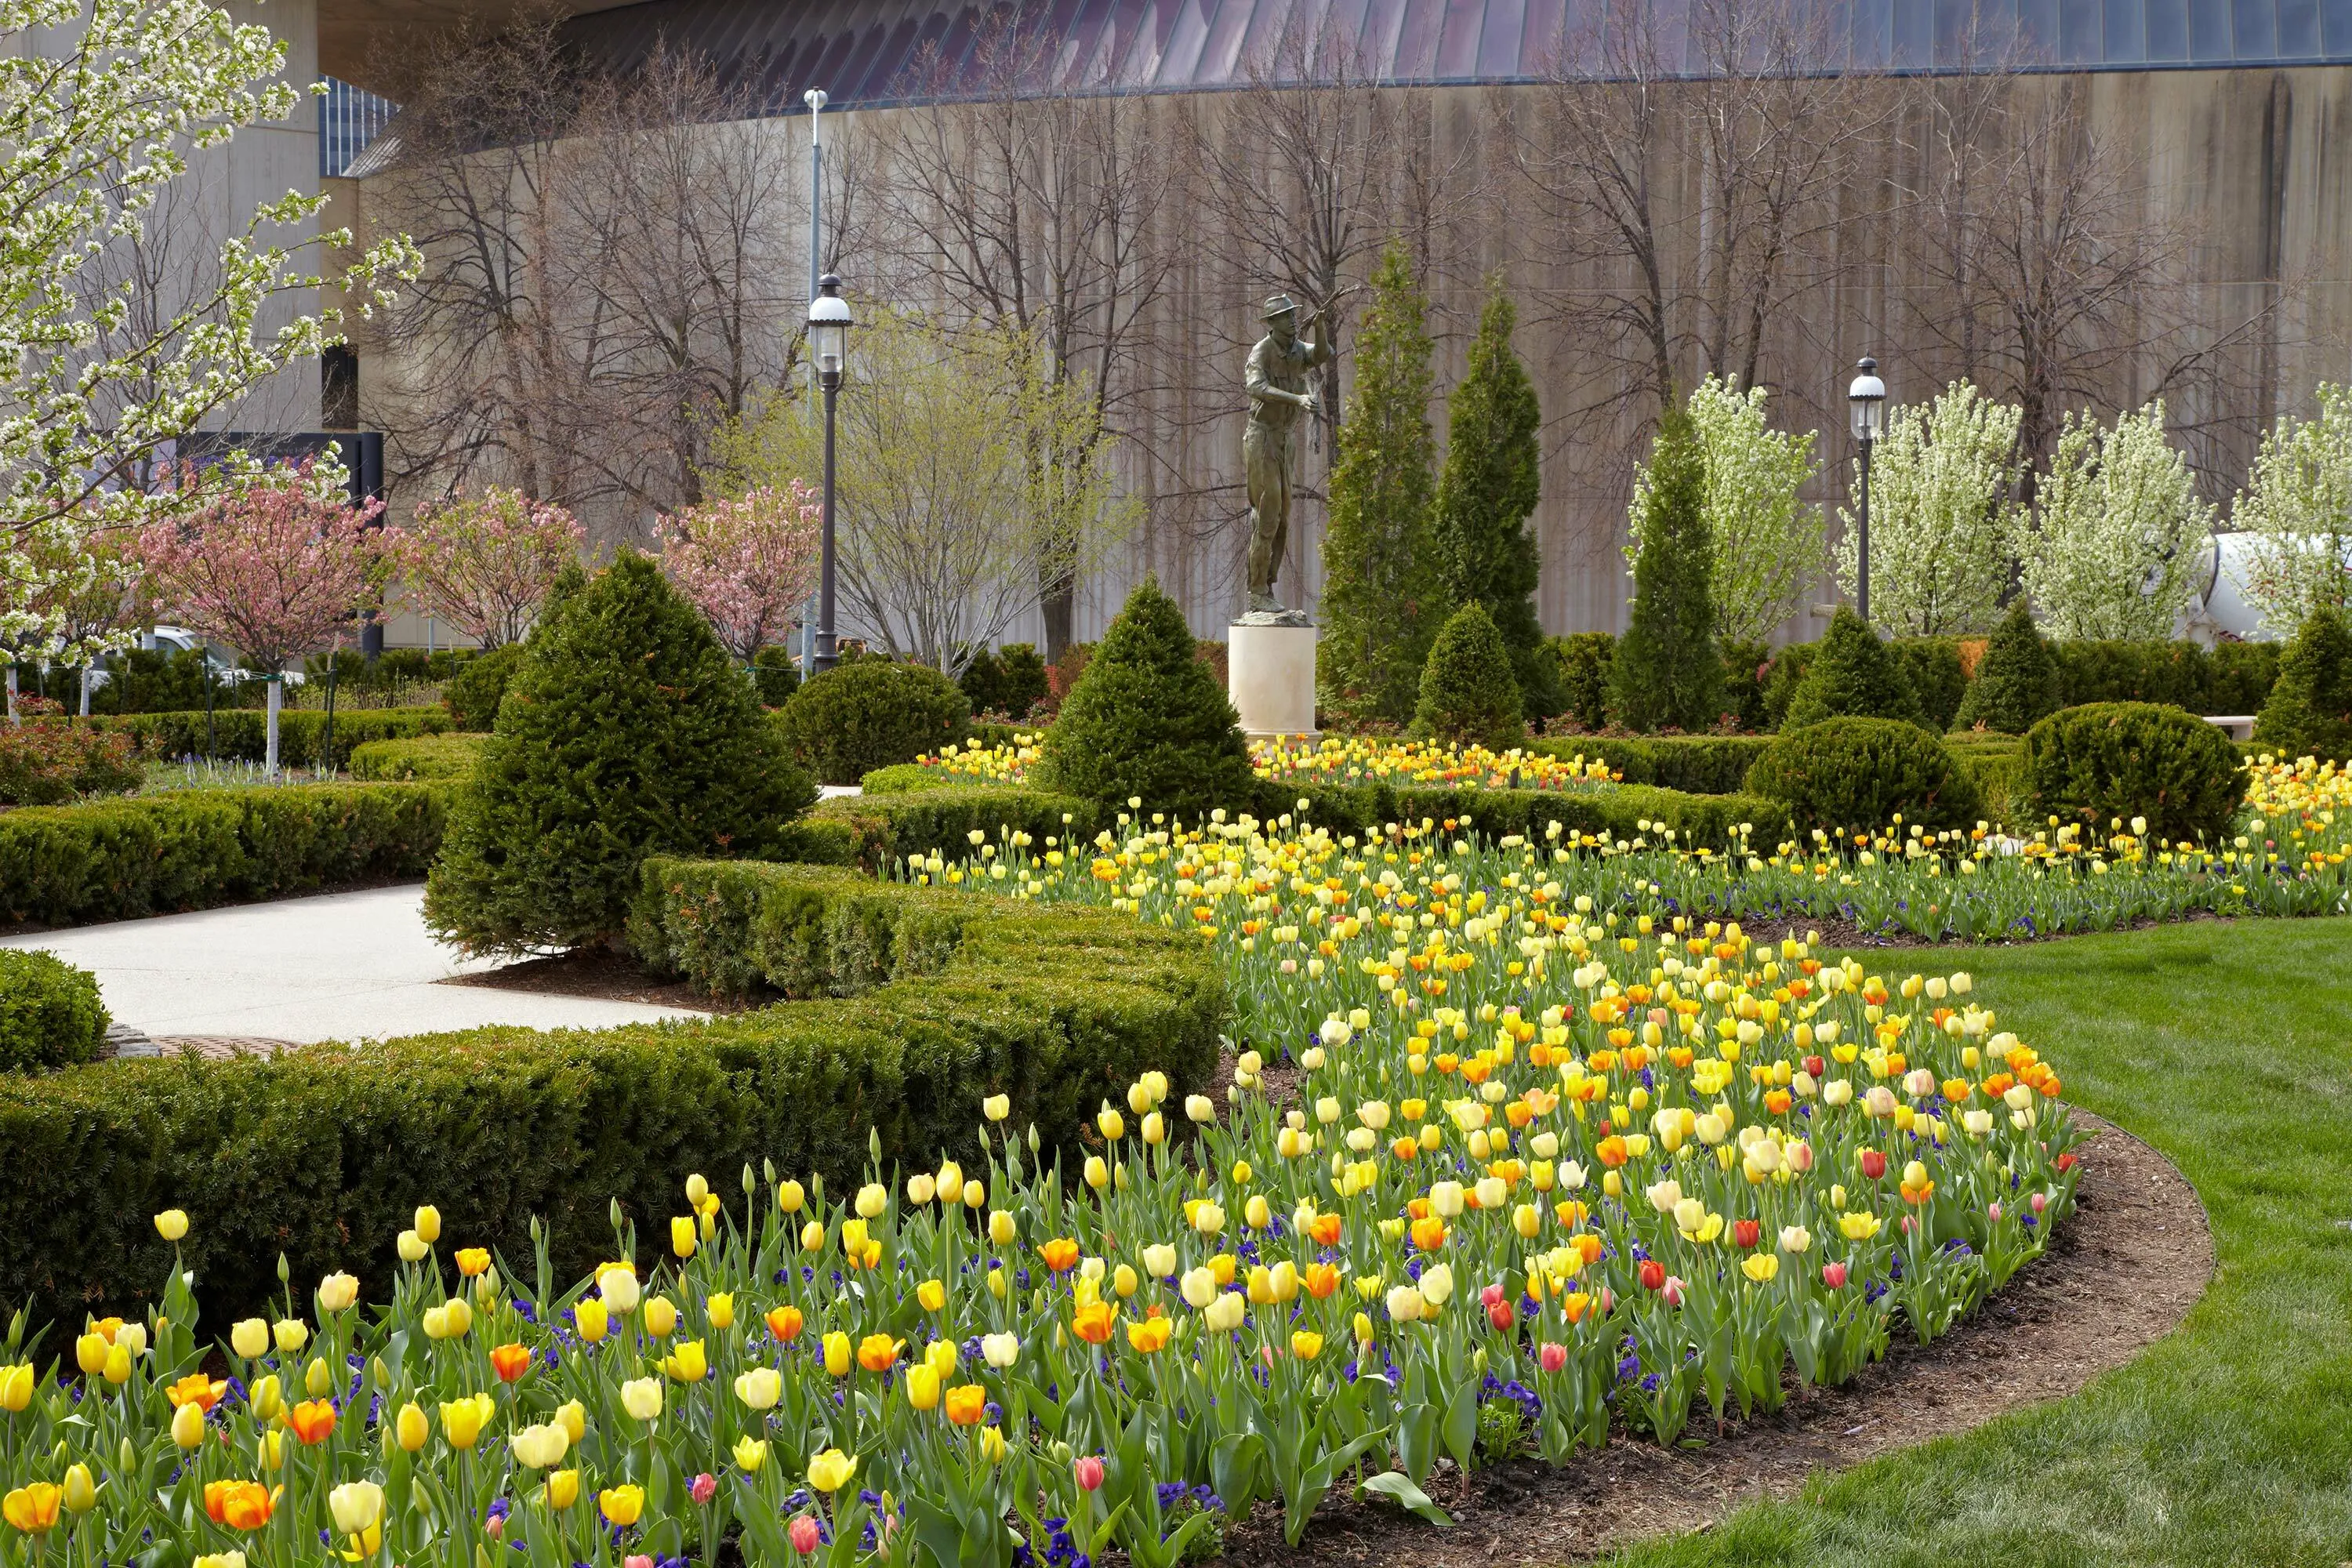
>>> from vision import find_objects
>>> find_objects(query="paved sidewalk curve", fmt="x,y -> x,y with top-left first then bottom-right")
0,885 -> 706,1043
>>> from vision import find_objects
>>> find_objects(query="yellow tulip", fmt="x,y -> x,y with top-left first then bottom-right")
395,1402 -> 428,1452
250,1375 -> 283,1422
597,1485 -> 644,1526
989,1210 -> 1017,1246
304,1357 -> 333,1397
153,1210 -> 188,1242
511,1422 -> 569,1469
441,1392 -> 495,1450
555,1399 -> 586,1443
171,1400 -> 205,1449
734,1367 -> 782,1410
733,1436 -> 768,1473
546,1471 -> 581,1511
230,1319 -> 268,1359
619,1378 -> 663,1421
1291,1330 -> 1324,1360
1741,1254 -> 1780,1283
60,1465 -> 96,1515
978,1425 -> 1008,1463
272,1319 -> 308,1355
822,1331 -> 851,1377
397,1231 -> 428,1263
660,1340 -> 707,1383
328,1480 -> 383,1537
74,1332 -> 107,1376
776,1179 -> 806,1214
574,1299 -> 609,1344
807,1449 -> 857,1494
3,1483 -> 61,1534
413,1206 -> 442,1243
670,1217 -> 698,1258
917,1279 -> 946,1312
706,1293 -> 735,1330
317,1273 -> 359,1312
642,1296 -> 678,1338
905,1364 -> 942,1410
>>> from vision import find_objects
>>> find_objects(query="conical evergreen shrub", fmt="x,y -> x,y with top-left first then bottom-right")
424,550 -> 815,955
2253,608 -> 2352,760
1610,398 -> 1720,731
1782,606 -> 1921,729
1036,579 -> 1251,818
1413,603 -> 1525,749
1954,601 -> 2060,734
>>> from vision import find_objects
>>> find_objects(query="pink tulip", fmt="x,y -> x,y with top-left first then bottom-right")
1599,1287 -> 1615,1314
789,1516 -> 822,1554
626,1556 -> 653,1568
689,1473 -> 717,1506
2031,1191 -> 2049,1214
1987,1202 -> 2002,1221
1822,1261 -> 1849,1289
1538,1341 -> 1568,1373
1662,1275 -> 1686,1307
1074,1455 -> 1105,1492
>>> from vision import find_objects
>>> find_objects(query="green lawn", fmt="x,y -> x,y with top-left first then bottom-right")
1610,916 -> 2352,1568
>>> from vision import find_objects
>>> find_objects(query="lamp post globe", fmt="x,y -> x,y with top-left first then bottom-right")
808,274 -> 852,672
1847,356 -> 1886,626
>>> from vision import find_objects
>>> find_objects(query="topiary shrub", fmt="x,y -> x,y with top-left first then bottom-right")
2208,641 -> 2281,714
1036,579 -> 1251,819
1609,397 -> 1719,731
1783,608 -> 1921,729
2024,702 -> 2246,843
1547,633 -> 1614,731
958,644 -> 1049,720
425,551 -> 815,955
1719,637 -> 1774,732
751,647 -> 801,708
1413,603 -> 1526,749
0,950 -> 109,1073
1891,637 -> 1969,731
1954,601 -> 2061,735
444,644 -> 524,731
774,659 -> 971,786
1759,642 -> 1817,731
1744,716 -> 1983,834
2253,608 -> 2352,760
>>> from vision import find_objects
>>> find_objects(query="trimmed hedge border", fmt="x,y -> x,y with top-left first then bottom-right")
0,863 -> 1225,1325
348,735 -> 486,782
1528,735 -> 1773,795
0,783 -> 448,926
41,706 -> 454,768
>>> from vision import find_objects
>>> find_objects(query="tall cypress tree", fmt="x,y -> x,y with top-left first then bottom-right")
1430,279 -> 1553,717
1319,241 -> 1439,725
1610,397 -> 1722,731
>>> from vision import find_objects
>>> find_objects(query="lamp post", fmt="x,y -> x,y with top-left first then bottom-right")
1847,356 -> 1887,626
807,274 -> 852,673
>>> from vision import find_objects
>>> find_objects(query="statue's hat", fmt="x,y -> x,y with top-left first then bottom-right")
1261,293 -> 1299,322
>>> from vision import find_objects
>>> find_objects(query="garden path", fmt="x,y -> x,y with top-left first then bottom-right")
0,884 -> 707,1044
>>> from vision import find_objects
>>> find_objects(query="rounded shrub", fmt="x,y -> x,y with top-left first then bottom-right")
444,644 -> 524,731
2253,608 -> 2352,761
1037,579 -> 1251,819
2023,702 -> 2246,843
751,647 -> 802,708
775,660 -> 971,786
1413,603 -> 1525,748
0,949 -> 109,1072
1744,716 -> 1983,834
1782,607 -> 1921,730
1954,601 -> 2060,735
424,551 -> 815,955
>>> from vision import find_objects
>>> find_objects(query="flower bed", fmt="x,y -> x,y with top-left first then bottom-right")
0,876 -> 2074,1566
888,735 -> 1622,796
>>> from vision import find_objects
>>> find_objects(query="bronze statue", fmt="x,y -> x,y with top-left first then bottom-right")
1242,292 -> 1330,622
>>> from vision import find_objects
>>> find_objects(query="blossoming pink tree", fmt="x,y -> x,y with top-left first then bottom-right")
390,487 -> 586,648
660,483 -> 822,664
135,467 -> 383,771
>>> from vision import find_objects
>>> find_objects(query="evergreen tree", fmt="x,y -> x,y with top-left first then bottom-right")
1038,578 -> 1252,818
1431,280 -> 1553,716
1782,605 -> 1922,729
1319,241 -> 1440,725
1413,603 -> 1525,749
1609,397 -> 1722,731
423,551 -> 814,955
1954,600 -> 2061,734
2254,606 -> 2352,760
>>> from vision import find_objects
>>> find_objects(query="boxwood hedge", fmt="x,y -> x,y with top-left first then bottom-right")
0,863 -> 1225,1326
62,705 -> 452,768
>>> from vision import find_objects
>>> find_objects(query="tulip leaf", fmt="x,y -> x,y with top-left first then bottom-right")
1358,1468 -> 1454,1527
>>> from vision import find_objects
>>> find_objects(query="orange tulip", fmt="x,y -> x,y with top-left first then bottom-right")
1308,1214 -> 1342,1247
1071,1301 -> 1116,1345
855,1334 -> 900,1374
455,1248 -> 491,1277
765,1305 -> 804,1342
1595,1136 -> 1631,1167
942,1384 -> 987,1426
1037,1239 -> 1080,1273
289,1399 -> 337,1445
1303,1263 -> 1341,1300
1124,1316 -> 1171,1354
203,1480 -> 278,1530
1410,1217 -> 1447,1253
165,1374 -> 226,1412
490,1344 -> 533,1384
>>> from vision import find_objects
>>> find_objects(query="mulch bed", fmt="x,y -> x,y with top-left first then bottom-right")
1216,1112 -> 2211,1566
438,949 -> 749,1012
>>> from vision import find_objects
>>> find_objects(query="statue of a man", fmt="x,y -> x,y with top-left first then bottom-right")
1243,292 -> 1330,620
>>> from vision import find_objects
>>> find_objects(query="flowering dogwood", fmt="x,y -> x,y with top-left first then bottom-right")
392,488 -> 585,648
2017,400 -> 2214,641
0,0 -> 418,660
2234,382 -> 2352,635
1835,380 -> 2021,637
1628,376 -> 1823,644
135,468 -> 383,769
661,484 -> 822,663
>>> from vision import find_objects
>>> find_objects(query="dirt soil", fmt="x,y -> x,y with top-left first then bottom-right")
1216,1112 -> 2211,1566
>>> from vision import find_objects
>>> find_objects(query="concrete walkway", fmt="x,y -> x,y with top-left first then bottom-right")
0,885 -> 706,1044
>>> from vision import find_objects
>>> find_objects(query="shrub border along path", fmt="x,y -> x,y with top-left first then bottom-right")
0,862 -> 1223,1327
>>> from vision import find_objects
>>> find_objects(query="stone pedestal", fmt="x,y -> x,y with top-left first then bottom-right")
1228,620 -> 1317,738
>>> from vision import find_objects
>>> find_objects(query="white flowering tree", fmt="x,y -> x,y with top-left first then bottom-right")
2234,383 -> 2352,635
0,0 -> 418,661
1628,376 -> 1823,644
1835,379 -> 2021,636
2016,399 -> 2214,641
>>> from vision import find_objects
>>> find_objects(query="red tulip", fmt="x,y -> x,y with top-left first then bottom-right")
2054,1152 -> 2079,1174
1538,1342 -> 1568,1373
789,1517 -> 821,1554
1638,1258 -> 1666,1291
1821,1261 -> 1848,1289
1732,1219 -> 1761,1249
1804,1054 -> 1824,1078
1487,1299 -> 1515,1331
1859,1150 -> 1888,1180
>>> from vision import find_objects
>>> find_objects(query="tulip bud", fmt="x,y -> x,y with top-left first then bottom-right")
171,1400 -> 205,1450
251,1374 -> 283,1421
62,1464 -> 96,1515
